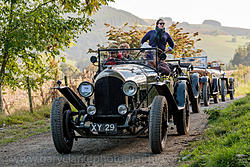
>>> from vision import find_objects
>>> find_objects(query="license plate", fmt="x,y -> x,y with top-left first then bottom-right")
90,123 -> 117,132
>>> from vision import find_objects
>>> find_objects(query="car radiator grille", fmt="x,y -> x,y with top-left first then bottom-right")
94,77 -> 125,115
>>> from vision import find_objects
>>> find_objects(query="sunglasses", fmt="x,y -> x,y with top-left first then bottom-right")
158,22 -> 165,25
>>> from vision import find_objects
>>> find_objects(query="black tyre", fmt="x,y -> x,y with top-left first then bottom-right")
149,96 -> 168,154
192,97 -> 201,113
190,74 -> 200,113
229,84 -> 234,100
221,80 -> 227,102
176,91 -> 190,135
51,97 -> 74,154
214,93 -> 219,103
230,91 -> 234,100
202,82 -> 210,106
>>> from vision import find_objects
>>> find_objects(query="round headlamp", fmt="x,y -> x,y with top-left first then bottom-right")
87,105 -> 96,115
77,82 -> 94,98
118,104 -> 128,115
122,81 -> 138,96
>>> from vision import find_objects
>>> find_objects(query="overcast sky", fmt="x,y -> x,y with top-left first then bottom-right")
109,0 -> 250,29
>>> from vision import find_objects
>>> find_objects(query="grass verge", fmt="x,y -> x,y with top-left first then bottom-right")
0,106 -> 51,145
235,80 -> 250,97
179,94 -> 250,167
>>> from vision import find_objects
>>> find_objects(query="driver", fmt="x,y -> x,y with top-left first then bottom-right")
106,44 -> 123,65
119,43 -> 133,60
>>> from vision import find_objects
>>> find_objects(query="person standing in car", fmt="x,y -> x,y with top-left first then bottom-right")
141,18 -> 174,53
141,19 -> 174,75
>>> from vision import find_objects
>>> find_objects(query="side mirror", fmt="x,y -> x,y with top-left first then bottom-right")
159,53 -> 166,60
90,56 -> 97,64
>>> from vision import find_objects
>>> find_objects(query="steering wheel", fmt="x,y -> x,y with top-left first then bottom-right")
104,58 -> 124,65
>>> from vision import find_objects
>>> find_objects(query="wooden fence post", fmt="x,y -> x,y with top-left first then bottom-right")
3,98 -> 10,115
27,77 -> 33,113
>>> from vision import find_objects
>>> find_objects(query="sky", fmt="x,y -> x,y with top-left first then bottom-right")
109,0 -> 250,29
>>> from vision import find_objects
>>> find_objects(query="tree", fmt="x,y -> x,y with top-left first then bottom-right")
169,22 -> 203,58
88,22 -> 202,58
0,0 -> 114,113
231,43 -> 250,66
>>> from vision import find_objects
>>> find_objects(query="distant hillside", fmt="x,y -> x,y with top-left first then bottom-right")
92,7 -> 148,28
180,23 -> 250,36
146,18 -> 250,36
197,35 -> 250,63
65,6 -> 148,69
65,6 -> 250,70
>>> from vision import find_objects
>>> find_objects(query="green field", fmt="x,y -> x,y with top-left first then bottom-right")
197,35 -> 250,64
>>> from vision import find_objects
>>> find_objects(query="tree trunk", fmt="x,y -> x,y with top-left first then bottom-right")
0,0 -> 14,113
0,54 -> 8,114
0,83 -> 3,113
0,54 -> 9,114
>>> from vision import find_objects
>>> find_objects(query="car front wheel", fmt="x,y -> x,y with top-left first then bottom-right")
192,96 -> 201,113
214,93 -> 219,103
175,90 -> 190,135
149,96 -> 168,154
229,83 -> 234,100
202,82 -> 210,106
221,80 -> 227,102
51,97 -> 74,154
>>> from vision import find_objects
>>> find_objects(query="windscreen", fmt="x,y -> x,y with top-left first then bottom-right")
177,56 -> 207,69
210,62 -> 221,68
98,48 -> 157,69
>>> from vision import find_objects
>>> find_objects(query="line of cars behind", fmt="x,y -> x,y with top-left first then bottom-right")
178,56 -> 235,106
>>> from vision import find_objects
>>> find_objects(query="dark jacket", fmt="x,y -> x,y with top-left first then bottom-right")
141,30 -> 174,51
158,61 -> 171,76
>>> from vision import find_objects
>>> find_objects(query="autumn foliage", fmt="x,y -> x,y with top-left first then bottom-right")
169,22 -> 203,57
89,22 -> 202,58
